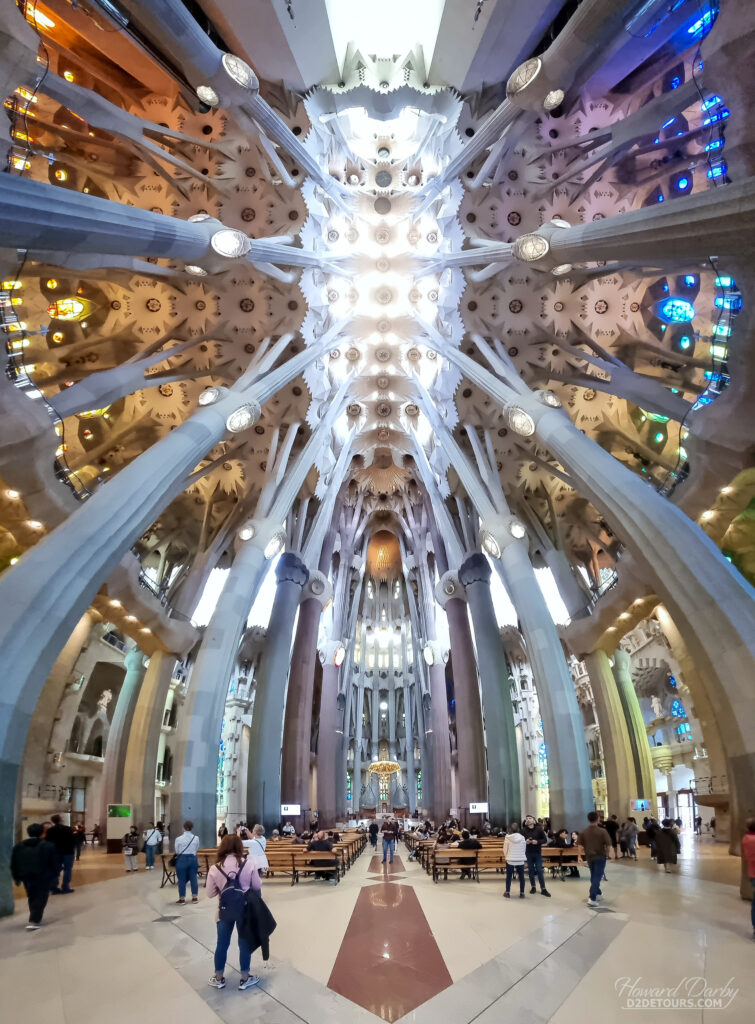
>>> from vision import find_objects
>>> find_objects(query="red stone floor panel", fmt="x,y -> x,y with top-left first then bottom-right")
327,880 -> 452,1022
367,855 -> 405,874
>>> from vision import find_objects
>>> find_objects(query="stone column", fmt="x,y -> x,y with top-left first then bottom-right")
534,178 -> 755,269
370,685 -> 379,760
246,553 -> 308,830
426,659 -> 452,825
317,659 -> 342,827
583,650 -> 635,816
0,174 -> 217,262
403,681 -> 417,814
352,683 -> 364,814
498,538 -> 594,829
280,578 -> 329,828
121,651 -> 176,830
175,535 -> 269,845
388,687 -> 397,760
97,648 -> 147,829
458,554 -> 520,826
440,586 -> 487,822
613,648 -> 656,805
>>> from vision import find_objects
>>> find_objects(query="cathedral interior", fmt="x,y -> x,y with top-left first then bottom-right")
0,4 -> 754,1009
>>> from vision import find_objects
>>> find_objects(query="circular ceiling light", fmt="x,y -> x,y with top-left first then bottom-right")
423,644 -> 434,665
188,213 -> 211,223
264,530 -> 285,560
375,170 -> 392,188
184,265 -> 208,276
379,700 -> 388,710
508,519 -> 527,540
226,403 -> 259,433
513,233 -> 549,263
196,84 -> 219,107
222,53 -> 255,89
544,88 -> 564,110
211,229 -> 251,259
334,645 -> 346,666
552,264 -> 573,276
480,530 -> 501,559
368,759 -> 400,775
536,389 -> 562,408
506,406 -> 536,436
238,522 -> 255,541
198,386 -> 222,406
506,57 -> 542,97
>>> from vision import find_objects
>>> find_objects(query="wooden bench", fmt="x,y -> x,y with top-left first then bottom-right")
541,846 -> 582,880
158,849 -> 213,888
432,848 -> 478,882
292,849 -> 341,884
476,845 -> 505,876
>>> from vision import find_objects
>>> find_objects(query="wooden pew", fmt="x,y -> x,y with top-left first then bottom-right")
432,848 -> 478,882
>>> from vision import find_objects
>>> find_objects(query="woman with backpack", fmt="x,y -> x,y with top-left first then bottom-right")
206,833 -> 262,990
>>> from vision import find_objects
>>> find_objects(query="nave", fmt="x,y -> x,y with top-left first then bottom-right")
2,835 -> 749,1024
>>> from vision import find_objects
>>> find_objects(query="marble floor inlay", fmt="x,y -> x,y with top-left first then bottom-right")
327,870 -> 452,1021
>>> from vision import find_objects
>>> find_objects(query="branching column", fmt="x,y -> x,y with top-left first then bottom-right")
246,553 -> 309,830
458,554 -> 520,826
97,649 -> 147,827
613,648 -> 656,805
583,650 -> 635,815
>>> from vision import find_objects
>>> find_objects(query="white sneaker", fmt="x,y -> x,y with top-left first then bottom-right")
587,899 -> 599,908
26,924 -> 40,930
208,976 -> 225,989
238,975 -> 260,990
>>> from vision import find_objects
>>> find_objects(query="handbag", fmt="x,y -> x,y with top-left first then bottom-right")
169,833 -> 195,868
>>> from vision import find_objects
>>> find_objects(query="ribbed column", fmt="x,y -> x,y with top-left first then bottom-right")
98,648 -> 147,829
176,537 -> 268,844
0,175 -> 215,261
371,685 -> 379,760
403,681 -> 416,813
118,0 -> 224,80
246,553 -> 308,830
458,554 -> 520,826
546,177 -> 755,267
427,661 -> 451,823
352,683 -> 364,813
317,662 -> 342,827
613,648 -> 656,805
498,540 -> 593,829
121,651 -> 176,828
280,595 -> 324,828
443,595 -> 487,822
583,650 -> 635,815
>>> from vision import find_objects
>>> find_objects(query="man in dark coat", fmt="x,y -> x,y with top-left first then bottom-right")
11,823 -> 58,929
45,814 -> 76,893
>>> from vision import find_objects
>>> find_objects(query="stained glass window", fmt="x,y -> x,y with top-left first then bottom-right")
671,698 -> 686,718
538,742 -> 549,788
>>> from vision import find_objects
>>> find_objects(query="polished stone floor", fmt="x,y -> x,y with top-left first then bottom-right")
2,835 -> 751,1023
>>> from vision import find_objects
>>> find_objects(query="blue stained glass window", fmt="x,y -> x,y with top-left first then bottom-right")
687,10 -> 715,38
538,742 -> 549,788
660,298 -> 695,323
677,722 -> 692,737
684,275 -> 697,286
671,699 -> 686,717
670,76 -> 681,89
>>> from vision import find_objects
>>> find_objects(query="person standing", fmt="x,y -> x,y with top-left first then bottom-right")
623,817 -> 639,860
522,815 -> 551,897
368,821 -> 379,849
381,818 -> 397,864
218,824 -> 228,841
578,811 -> 612,908
503,825 -> 527,898
174,820 -> 200,905
123,826 -> 140,872
11,823 -> 58,929
645,817 -> 659,860
91,823 -> 101,846
603,814 -> 620,859
742,818 -> 755,940
206,834 -> 262,990
694,815 -> 703,836
142,821 -> 161,870
655,818 -> 681,873
46,814 -> 75,894
73,824 -> 86,861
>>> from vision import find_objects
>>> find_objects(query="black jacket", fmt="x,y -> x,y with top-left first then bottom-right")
11,838 -> 58,884
521,824 -> 548,853
46,823 -> 75,855
458,838 -> 482,850
239,888 -> 277,959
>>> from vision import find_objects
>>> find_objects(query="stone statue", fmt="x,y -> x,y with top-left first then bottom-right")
651,695 -> 663,718
97,689 -> 113,713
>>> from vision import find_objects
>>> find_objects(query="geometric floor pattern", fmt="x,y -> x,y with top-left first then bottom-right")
2,838 -> 752,1024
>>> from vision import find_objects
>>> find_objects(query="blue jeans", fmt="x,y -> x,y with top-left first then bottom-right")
505,864 -> 525,893
588,857 -> 606,901
214,918 -> 251,975
382,838 -> 395,862
54,853 -> 74,892
175,854 -> 198,898
526,850 -> 545,890
145,845 -> 156,868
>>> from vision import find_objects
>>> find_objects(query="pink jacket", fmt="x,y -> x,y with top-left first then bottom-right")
206,854 -> 261,900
